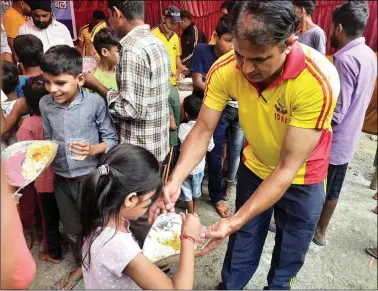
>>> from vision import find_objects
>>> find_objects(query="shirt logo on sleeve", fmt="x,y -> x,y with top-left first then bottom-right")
274,97 -> 288,124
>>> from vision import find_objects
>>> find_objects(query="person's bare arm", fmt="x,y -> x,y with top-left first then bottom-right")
127,213 -> 201,289
198,126 -> 323,255
1,99 -> 28,135
169,105 -> 222,186
6,37 -> 16,64
126,239 -> 195,289
176,56 -> 189,76
1,52 -> 12,62
170,115 -> 177,130
192,72 -> 206,91
230,126 -> 322,230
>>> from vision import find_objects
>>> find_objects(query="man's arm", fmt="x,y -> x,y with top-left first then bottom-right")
230,126 -> 322,230
1,99 -> 27,135
332,58 -> 356,125
192,73 -> 205,91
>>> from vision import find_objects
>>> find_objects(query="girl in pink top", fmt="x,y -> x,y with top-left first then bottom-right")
17,75 -> 62,264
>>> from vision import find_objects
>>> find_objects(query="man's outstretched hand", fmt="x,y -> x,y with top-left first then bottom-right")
196,217 -> 236,257
148,180 -> 181,225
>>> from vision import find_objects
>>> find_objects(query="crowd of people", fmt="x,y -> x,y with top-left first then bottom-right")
0,0 -> 377,290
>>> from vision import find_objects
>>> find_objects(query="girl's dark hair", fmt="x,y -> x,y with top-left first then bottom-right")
81,144 -> 162,270
22,74 -> 48,115
230,1 -> 297,52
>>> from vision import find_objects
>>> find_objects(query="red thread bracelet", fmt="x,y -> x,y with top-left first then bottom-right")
180,233 -> 196,244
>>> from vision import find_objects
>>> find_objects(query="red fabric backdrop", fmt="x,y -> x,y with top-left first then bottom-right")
73,0 -> 377,55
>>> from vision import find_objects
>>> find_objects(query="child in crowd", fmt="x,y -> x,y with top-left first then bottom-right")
191,15 -> 233,99
179,95 -> 214,214
81,144 -> 202,289
1,61 -> 20,145
92,27 -> 119,91
17,75 -> 62,264
13,34 -> 44,97
39,45 -> 118,289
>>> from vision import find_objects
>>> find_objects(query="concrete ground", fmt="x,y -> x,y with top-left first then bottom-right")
29,133 -> 377,289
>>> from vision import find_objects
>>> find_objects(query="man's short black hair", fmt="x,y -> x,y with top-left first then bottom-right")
2,61 -> 19,95
215,15 -> 232,37
183,95 -> 202,119
231,1 -> 297,52
22,74 -> 48,115
40,45 -> 82,77
92,10 -> 106,20
107,0 -> 144,21
226,0 -> 237,14
293,0 -> 316,16
14,34 -> 43,68
332,1 -> 369,37
220,1 -> 229,11
180,9 -> 192,21
93,27 -> 120,56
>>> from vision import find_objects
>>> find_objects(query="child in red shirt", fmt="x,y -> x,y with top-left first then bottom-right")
17,75 -> 62,264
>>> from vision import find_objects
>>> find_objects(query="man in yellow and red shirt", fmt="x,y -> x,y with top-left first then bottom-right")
149,1 -> 340,289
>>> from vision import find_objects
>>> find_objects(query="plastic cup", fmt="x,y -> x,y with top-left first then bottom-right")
68,138 -> 88,161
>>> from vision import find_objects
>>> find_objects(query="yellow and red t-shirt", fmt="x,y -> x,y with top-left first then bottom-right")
204,43 -> 340,185
152,26 -> 181,86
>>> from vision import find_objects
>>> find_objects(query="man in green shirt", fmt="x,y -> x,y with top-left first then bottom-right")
92,27 -> 119,91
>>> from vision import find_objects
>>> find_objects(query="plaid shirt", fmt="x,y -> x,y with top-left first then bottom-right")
107,25 -> 171,163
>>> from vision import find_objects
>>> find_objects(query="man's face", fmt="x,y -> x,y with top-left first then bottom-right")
32,9 -> 53,29
164,16 -> 178,31
103,46 -> 120,67
330,22 -> 340,49
294,6 -> 303,19
221,8 -> 228,16
216,33 -> 233,55
107,8 -> 126,38
233,38 -> 289,83
43,73 -> 83,106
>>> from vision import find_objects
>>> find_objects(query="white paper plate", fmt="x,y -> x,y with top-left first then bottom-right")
142,213 -> 209,267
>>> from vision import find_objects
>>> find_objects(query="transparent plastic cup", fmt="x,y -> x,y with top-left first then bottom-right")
68,138 -> 88,161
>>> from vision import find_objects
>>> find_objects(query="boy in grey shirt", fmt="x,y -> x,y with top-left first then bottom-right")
294,0 -> 326,54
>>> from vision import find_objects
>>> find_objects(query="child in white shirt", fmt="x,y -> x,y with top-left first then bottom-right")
179,95 -> 214,214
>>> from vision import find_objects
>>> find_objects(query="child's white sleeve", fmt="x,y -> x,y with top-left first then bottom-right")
178,124 -> 187,144
207,136 -> 215,152
110,235 -> 141,277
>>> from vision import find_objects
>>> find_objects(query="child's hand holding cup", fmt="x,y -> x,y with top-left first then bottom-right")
68,138 -> 90,161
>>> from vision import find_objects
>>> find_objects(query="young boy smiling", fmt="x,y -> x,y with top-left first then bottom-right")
39,45 -> 118,289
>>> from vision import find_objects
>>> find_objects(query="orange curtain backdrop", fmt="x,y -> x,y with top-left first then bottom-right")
313,1 -> 377,55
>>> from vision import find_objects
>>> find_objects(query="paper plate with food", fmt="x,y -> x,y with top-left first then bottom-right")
1,140 -> 58,199
142,213 -> 209,267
